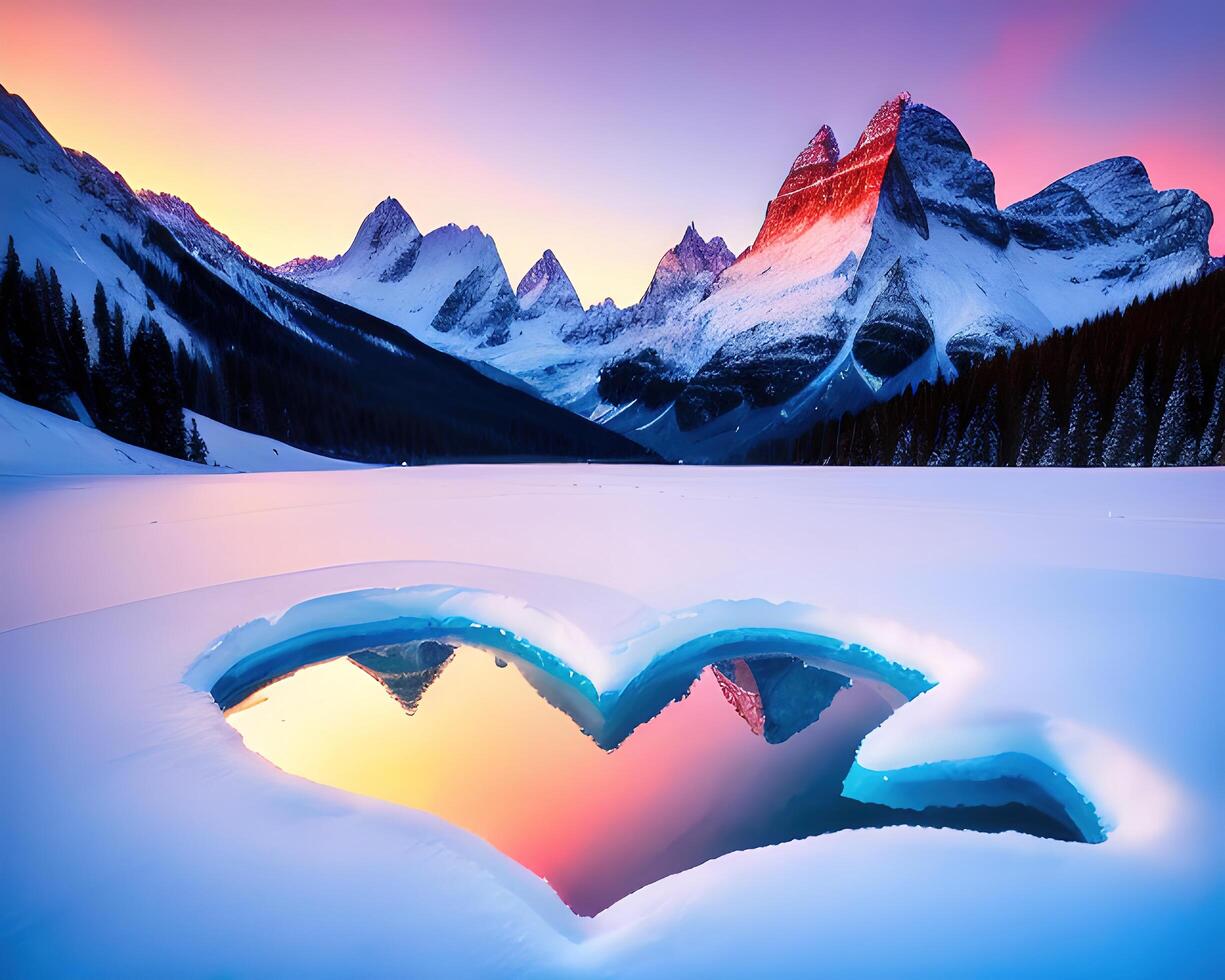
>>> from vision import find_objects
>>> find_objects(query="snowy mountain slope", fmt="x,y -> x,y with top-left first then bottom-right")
0,391 -> 201,474
138,190 -> 272,278
0,81 -> 335,358
0,392 -> 360,474
185,409 -> 370,472
0,84 -> 652,463
0,83 -> 198,355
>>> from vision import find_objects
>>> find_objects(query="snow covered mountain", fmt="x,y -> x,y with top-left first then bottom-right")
0,83 -> 650,463
273,92 -> 1211,460
638,223 -> 735,316
277,198 -> 522,348
517,249 -> 582,316
0,391 -> 365,475
6,76 -> 1213,464
598,93 -> 1214,458
0,83 -> 196,356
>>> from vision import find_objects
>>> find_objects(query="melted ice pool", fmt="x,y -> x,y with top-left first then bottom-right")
223,640 -> 1090,915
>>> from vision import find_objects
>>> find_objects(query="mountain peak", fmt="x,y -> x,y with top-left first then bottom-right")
751,93 -> 912,251
641,224 -> 735,307
517,248 -> 582,313
348,196 -> 420,256
373,195 -> 409,217
777,124 -> 841,198
853,92 -> 911,152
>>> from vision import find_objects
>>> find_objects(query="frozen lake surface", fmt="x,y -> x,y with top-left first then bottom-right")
1,464 -> 1223,976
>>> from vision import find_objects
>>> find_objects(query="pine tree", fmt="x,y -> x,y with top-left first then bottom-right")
0,239 -> 21,391
32,261 -> 52,333
1062,367 -> 1103,466
92,282 -> 111,346
0,348 -> 14,397
955,385 -> 1001,466
64,297 -> 91,400
1102,356 -> 1149,466
46,268 -> 67,341
15,268 -> 69,412
1016,378 -> 1059,466
187,417 -> 209,464
0,237 -> 18,303
1153,349 -> 1203,466
891,419 -> 915,465
926,402 -> 960,466
143,321 -> 186,457
1197,356 -> 1224,465
101,302 -> 140,442
126,319 -> 154,447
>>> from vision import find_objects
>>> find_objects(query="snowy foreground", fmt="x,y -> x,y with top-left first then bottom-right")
2,463 -> 1223,977
0,393 -> 366,475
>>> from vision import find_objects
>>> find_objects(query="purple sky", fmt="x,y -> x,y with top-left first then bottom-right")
7,0 -> 1223,303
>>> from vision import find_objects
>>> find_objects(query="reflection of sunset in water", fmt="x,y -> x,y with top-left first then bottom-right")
225,646 -> 896,914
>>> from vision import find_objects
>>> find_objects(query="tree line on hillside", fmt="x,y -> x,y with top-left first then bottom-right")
0,238 -> 208,463
99,221 -> 642,463
751,270 -> 1225,467
3,231 -> 637,467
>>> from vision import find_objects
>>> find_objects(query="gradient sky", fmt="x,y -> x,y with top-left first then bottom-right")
4,0 -> 1222,306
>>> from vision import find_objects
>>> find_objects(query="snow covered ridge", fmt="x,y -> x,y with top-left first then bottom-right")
137,190 -> 272,276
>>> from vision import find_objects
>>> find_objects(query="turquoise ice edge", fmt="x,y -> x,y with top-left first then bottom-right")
196,590 -> 1105,847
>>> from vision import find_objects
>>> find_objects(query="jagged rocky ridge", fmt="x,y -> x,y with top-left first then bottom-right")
274,93 -> 1212,462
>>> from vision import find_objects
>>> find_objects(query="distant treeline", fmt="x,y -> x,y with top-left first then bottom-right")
0,238 -> 208,462
752,270 -> 1225,467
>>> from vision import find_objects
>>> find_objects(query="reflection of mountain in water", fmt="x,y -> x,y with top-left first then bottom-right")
225,641 -> 1101,916
712,656 -> 850,743
348,640 -> 456,715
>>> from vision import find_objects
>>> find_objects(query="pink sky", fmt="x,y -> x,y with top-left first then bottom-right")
5,0 -> 1221,305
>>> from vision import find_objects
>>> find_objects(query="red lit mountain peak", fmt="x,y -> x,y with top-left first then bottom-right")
750,93 -> 912,252
852,91 -> 911,152
777,125 -> 841,197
